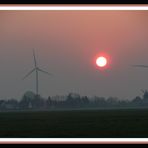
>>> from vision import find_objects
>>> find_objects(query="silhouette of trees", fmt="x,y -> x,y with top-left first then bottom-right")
0,100 -> 6,110
6,99 -> 18,109
92,96 -> 106,107
142,90 -> 148,105
1,90 -> 148,111
81,96 -> 89,105
106,97 -> 118,106
45,96 -> 52,108
19,91 -> 45,110
132,96 -> 142,106
142,90 -> 148,99
19,91 -> 35,109
118,100 -> 129,107
66,93 -> 81,107
31,95 -> 45,109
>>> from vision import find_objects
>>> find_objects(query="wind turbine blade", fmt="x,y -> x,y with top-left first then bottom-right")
22,68 -> 36,80
37,68 -> 53,76
132,65 -> 148,68
33,49 -> 37,68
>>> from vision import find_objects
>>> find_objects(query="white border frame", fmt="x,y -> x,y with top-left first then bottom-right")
0,4 -> 148,144
0,5 -> 148,10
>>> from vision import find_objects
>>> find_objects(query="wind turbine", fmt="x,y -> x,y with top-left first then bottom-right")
132,65 -> 148,68
23,49 -> 52,96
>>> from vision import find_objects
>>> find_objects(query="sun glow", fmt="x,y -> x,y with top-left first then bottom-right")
96,56 -> 107,67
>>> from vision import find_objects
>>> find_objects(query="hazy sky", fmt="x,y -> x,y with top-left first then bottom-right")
1,10 -> 148,100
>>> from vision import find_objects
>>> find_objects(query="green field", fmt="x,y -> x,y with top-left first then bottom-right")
0,108 -> 148,138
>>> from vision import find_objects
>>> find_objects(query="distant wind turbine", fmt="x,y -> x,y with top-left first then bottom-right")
23,49 -> 52,96
132,65 -> 148,68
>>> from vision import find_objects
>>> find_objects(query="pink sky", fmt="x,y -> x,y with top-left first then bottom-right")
0,10 -> 148,100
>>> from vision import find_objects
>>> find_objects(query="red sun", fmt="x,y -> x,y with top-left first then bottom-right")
96,56 -> 107,67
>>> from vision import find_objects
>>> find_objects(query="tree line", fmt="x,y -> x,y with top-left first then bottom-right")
0,90 -> 148,110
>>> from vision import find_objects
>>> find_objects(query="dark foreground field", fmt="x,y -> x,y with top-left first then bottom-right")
0,108 -> 148,138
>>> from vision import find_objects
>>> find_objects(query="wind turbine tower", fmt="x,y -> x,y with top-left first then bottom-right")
23,49 -> 52,96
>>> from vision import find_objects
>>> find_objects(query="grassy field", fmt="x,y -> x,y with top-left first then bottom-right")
0,108 -> 148,138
